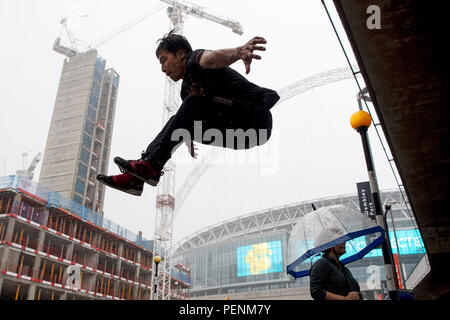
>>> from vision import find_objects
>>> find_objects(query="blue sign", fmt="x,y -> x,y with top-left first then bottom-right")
341,228 -> 425,259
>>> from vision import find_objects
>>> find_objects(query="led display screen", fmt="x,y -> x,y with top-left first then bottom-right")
237,241 -> 283,277
339,228 -> 426,260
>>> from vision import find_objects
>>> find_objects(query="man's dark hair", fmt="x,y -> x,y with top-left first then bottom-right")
155,29 -> 193,58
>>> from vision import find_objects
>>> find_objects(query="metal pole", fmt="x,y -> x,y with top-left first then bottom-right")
356,123 -> 399,300
152,255 -> 161,300
385,204 -> 407,289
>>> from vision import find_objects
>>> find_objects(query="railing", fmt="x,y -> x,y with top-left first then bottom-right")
4,261 -> 34,278
11,232 -> 39,251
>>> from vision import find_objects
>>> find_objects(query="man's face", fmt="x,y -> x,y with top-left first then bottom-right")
157,49 -> 186,82
334,242 -> 346,257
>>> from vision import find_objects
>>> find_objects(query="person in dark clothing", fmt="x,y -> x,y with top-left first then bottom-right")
309,242 -> 362,300
97,30 -> 280,196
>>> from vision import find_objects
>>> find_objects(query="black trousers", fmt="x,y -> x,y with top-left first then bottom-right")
142,94 -> 274,171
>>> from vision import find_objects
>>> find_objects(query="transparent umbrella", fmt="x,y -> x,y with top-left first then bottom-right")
287,205 -> 385,278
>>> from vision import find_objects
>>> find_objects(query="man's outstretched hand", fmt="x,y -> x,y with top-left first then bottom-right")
237,36 -> 267,74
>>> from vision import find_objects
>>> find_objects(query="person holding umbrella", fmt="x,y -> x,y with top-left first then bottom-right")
309,227 -> 363,300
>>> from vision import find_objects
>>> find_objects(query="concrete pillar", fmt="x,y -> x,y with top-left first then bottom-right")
113,278 -> 120,299
69,220 -> 77,238
85,272 -> 96,292
112,244 -> 124,299
27,284 -> 37,300
0,218 -> 20,272
131,251 -> 141,300
10,194 -> 22,215
36,229 -> 45,252
135,251 -> 141,280
0,246 -> 11,271
92,232 -> 102,248
29,228 -> 46,282
131,282 -> 139,300
66,242 -> 75,261
88,251 -> 100,270
40,208 -> 50,227
4,216 -> 16,242
116,243 -> 123,275
31,255 -> 42,280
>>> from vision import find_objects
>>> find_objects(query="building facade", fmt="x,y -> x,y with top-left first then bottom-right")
173,189 -> 428,300
39,50 -> 118,214
0,175 -> 190,300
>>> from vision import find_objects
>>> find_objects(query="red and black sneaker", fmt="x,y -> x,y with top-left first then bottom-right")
113,157 -> 164,186
96,172 -> 144,196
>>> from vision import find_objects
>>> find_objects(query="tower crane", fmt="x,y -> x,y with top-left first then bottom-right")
160,0 -> 243,35
53,16 -> 78,57
150,0 -> 242,300
53,4 -> 165,57
16,152 -> 42,180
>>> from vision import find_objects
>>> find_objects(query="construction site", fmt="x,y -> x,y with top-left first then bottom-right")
0,175 -> 190,300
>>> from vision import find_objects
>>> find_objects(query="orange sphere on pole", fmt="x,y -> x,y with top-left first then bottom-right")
350,110 -> 372,130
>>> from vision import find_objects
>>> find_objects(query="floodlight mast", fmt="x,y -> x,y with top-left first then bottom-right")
150,0 -> 242,300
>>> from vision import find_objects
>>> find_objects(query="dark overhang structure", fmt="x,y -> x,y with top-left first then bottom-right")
331,0 -> 449,299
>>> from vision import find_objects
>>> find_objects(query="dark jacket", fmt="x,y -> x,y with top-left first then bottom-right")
309,254 -> 362,300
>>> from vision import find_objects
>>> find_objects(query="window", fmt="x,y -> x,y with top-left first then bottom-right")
85,119 -> 94,135
96,57 -> 105,72
75,179 -> 85,195
94,69 -> 102,84
80,147 -> 90,164
89,94 -> 99,109
82,133 -> 92,149
113,74 -> 119,87
87,106 -> 97,121
92,82 -> 100,96
78,162 -> 88,179
73,194 -> 83,205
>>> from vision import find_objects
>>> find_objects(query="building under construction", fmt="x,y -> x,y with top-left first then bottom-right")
0,175 -> 190,300
39,49 -> 118,214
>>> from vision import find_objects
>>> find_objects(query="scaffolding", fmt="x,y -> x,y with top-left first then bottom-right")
0,175 -> 190,300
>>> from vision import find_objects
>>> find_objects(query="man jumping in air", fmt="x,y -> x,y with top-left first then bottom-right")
97,31 -> 280,196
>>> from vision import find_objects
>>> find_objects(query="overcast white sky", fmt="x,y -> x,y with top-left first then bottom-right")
0,0 -> 399,244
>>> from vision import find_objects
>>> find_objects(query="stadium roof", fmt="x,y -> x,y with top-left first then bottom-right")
173,189 -> 407,255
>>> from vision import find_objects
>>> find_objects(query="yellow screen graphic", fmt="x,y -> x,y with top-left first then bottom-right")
237,241 -> 282,276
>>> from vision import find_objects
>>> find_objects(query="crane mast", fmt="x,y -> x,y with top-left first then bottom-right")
150,0 -> 242,300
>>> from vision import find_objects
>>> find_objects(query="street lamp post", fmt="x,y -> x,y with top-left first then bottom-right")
153,255 -> 161,300
350,110 -> 399,300
175,281 -> 178,297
